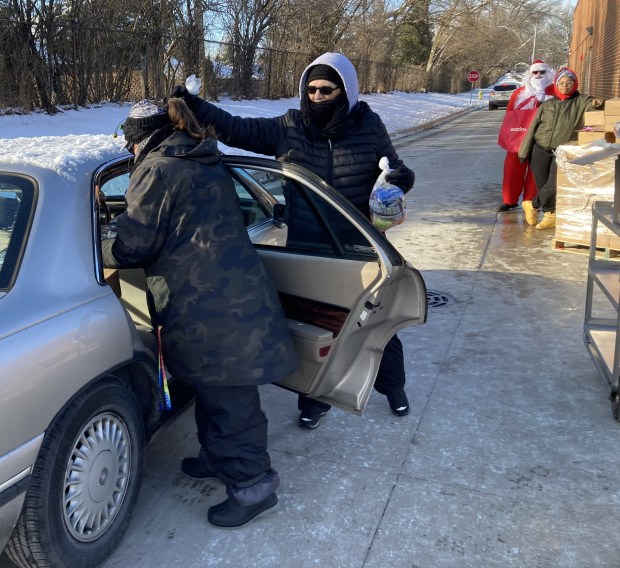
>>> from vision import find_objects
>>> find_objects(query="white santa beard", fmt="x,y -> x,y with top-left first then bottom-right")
530,76 -> 551,92
514,81 -> 550,108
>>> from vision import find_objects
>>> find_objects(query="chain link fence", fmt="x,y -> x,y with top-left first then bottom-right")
0,20 -> 427,113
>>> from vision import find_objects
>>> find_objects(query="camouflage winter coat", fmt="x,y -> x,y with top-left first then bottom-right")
102,131 -> 298,386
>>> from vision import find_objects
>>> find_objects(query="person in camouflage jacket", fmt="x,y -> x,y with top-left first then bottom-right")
171,51 -> 414,430
102,97 -> 298,528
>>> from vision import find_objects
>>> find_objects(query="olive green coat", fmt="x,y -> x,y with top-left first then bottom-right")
519,92 -> 597,160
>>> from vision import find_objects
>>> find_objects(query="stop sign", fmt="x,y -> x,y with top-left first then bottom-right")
467,70 -> 480,83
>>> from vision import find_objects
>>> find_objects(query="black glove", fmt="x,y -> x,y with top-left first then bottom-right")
168,85 -> 201,112
385,166 -> 414,193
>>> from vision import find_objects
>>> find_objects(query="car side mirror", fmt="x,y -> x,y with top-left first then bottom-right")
273,203 -> 286,229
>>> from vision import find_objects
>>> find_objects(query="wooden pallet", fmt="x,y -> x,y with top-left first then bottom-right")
552,238 -> 620,259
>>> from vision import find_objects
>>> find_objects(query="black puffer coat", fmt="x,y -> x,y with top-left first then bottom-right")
102,131 -> 298,387
194,103 -> 410,219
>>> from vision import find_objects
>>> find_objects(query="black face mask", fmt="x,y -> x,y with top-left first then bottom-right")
308,98 -> 339,125
305,92 -> 348,127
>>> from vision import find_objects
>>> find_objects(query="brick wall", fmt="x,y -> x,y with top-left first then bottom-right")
569,0 -> 620,99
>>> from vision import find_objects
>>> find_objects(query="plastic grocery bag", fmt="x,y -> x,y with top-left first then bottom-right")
369,157 -> 406,231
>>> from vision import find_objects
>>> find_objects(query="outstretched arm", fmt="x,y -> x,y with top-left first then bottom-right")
170,86 -> 287,156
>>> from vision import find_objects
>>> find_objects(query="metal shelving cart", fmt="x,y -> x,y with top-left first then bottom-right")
578,144 -> 620,419
584,201 -> 620,418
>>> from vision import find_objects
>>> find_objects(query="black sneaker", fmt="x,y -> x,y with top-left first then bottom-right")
496,203 -> 518,212
208,493 -> 279,528
298,410 -> 327,429
181,451 -> 219,479
387,390 -> 410,417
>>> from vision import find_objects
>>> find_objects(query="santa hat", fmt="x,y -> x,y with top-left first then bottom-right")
529,59 -> 550,74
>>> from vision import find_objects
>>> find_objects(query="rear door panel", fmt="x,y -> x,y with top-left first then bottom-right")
226,158 -> 427,414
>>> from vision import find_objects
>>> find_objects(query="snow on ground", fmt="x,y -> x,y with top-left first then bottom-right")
0,91 -> 487,145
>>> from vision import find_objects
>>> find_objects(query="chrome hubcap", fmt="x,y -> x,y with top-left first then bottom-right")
63,412 -> 131,542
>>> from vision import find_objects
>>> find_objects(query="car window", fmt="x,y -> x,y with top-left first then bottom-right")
100,173 -> 130,200
97,162 -> 378,260
0,175 -> 36,290
230,166 -> 378,259
231,179 -> 270,228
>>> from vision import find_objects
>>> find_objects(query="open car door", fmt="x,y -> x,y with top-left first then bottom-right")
97,156 -> 426,416
223,157 -> 427,415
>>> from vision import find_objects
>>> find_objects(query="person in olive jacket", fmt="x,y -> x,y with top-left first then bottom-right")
518,67 -> 604,230
102,98 -> 298,528
172,52 -> 415,430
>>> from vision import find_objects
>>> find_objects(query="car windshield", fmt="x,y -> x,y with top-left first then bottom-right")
494,84 -> 518,92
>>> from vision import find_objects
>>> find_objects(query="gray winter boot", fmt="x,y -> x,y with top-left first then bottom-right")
208,469 -> 280,528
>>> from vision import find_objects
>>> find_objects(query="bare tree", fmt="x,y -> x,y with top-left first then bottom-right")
218,0 -> 283,98
0,0 -> 577,110
421,0 -> 567,91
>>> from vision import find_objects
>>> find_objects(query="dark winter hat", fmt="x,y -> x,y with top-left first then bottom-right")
305,64 -> 344,90
122,99 -> 171,148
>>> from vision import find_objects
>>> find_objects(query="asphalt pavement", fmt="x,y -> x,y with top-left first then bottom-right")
4,107 -> 620,567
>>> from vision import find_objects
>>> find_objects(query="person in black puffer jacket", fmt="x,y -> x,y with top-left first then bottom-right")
172,51 -> 415,430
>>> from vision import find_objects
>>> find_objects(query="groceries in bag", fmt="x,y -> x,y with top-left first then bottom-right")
369,157 -> 406,231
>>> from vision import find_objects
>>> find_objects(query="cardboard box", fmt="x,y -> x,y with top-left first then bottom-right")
584,111 -> 605,126
576,129 -> 616,145
577,129 -> 607,144
555,144 -> 617,249
604,114 -> 620,134
605,97 -> 620,115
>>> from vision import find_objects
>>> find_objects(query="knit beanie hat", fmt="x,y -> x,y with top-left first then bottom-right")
305,64 -> 344,90
122,100 -> 171,149
555,68 -> 577,84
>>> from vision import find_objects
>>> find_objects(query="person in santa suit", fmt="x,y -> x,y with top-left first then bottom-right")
496,60 -> 555,212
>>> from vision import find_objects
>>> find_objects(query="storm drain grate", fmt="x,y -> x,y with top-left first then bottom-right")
426,289 -> 455,309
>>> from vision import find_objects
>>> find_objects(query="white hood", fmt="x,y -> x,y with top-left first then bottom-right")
298,52 -> 359,113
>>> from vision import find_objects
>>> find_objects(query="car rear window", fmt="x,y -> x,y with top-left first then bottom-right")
0,175 -> 36,290
494,84 -> 518,92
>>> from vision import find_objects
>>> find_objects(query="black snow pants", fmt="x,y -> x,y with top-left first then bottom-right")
529,142 -> 558,213
194,385 -> 272,485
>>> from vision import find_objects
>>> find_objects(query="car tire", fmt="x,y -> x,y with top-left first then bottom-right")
5,377 -> 145,568
488,104 -> 496,111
